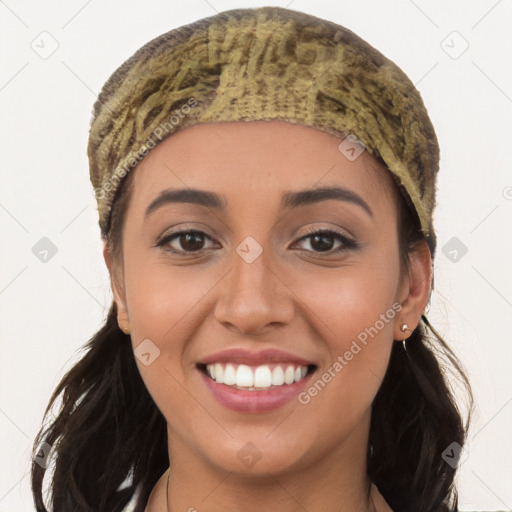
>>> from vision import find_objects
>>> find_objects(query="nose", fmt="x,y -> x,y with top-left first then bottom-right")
213,242 -> 295,336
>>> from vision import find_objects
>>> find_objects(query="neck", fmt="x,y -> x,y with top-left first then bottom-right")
163,411 -> 376,512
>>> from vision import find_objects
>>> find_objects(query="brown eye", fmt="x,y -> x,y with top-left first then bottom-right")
294,229 -> 358,254
157,230 -> 216,254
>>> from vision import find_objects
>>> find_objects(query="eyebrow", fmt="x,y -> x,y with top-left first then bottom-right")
144,186 -> 373,220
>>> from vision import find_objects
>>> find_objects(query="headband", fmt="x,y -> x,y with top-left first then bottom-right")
88,6 -> 439,255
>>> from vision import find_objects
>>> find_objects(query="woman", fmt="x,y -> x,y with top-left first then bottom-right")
31,6 -> 473,512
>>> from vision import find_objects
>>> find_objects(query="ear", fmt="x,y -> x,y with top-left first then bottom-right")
103,240 -> 130,333
395,239 -> 433,339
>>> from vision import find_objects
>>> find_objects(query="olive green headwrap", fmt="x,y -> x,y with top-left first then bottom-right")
88,5 -> 439,256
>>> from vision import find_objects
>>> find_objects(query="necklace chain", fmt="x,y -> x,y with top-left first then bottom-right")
165,471 -> 378,512
166,471 -> 170,512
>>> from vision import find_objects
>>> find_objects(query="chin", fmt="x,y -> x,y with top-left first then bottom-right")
199,434 -> 313,477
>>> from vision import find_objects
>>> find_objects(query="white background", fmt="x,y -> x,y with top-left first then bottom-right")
1,1 -> 511,510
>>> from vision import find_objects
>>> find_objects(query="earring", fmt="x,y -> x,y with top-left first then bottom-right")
400,323 -> 410,352
120,323 -> 130,334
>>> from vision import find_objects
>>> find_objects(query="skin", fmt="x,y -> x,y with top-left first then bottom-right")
103,120 -> 432,512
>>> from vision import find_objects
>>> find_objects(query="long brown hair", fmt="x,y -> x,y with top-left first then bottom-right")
30,156 -> 473,511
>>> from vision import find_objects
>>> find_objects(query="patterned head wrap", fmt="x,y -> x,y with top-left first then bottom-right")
88,6 -> 439,255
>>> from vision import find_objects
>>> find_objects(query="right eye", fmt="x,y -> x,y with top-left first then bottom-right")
156,230 -> 218,254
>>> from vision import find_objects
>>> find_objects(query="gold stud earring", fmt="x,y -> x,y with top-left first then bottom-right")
401,323 -> 410,352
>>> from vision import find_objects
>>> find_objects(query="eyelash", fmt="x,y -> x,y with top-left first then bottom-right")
156,227 -> 359,256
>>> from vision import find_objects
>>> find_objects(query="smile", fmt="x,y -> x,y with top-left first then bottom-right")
203,362 -> 312,390
196,348 -> 317,413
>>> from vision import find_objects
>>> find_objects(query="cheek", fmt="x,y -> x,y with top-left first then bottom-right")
290,255 -> 400,420
123,260 -> 208,430
294,254 -> 400,348
125,256 -> 211,346
121,253 -> 208,391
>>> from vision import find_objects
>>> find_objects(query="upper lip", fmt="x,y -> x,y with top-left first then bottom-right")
198,348 -> 316,367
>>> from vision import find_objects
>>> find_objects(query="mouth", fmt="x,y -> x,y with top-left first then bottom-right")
196,348 -> 318,413
197,362 -> 318,391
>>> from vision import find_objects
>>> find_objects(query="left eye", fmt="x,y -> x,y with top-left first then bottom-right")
293,229 -> 357,254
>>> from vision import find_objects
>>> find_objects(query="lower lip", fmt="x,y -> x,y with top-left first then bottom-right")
199,369 -> 313,414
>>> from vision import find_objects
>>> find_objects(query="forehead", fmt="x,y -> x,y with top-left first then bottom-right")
128,120 -> 397,214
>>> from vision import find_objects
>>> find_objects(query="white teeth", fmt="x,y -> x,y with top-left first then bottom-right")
204,362 -> 310,389
271,366 -> 285,386
236,364 -> 254,387
254,366 -> 272,388
223,363 -> 236,385
214,363 -> 224,384
284,365 -> 295,385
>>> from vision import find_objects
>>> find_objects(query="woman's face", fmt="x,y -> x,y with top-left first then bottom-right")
106,120 -> 426,477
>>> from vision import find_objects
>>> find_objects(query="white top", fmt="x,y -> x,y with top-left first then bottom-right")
119,481 -> 141,511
